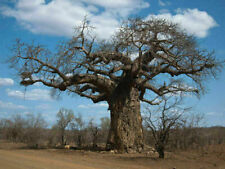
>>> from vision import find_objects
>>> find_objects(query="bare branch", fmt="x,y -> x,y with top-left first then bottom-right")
9,17 -> 221,104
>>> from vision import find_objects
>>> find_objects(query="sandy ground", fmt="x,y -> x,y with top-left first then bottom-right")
0,141 -> 225,169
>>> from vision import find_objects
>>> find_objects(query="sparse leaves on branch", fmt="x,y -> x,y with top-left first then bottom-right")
10,18 -> 220,104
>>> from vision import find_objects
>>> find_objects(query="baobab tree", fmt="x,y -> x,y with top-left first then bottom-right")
10,18 -> 220,153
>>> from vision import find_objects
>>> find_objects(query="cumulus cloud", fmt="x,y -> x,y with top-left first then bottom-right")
6,88 -> 52,101
0,0 -> 149,39
78,102 -> 108,109
0,100 -> 26,110
84,0 -> 148,9
0,78 -> 14,86
147,8 -> 218,38
0,1 -> 217,39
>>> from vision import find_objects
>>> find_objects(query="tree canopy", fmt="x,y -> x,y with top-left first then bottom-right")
9,17 -> 221,152
11,18 -> 219,104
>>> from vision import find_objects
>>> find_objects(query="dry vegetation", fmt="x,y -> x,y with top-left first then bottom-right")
0,113 -> 225,169
0,140 -> 225,169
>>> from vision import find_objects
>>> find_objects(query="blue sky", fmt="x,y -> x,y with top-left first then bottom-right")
0,0 -> 224,126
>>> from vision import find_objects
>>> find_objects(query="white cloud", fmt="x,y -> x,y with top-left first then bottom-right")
0,1 -> 216,39
158,0 -> 166,6
159,9 -> 170,14
206,111 -> 224,116
130,52 -> 139,60
206,112 -> 216,116
6,88 -> 52,101
0,0 -> 149,39
84,0 -> 148,9
148,8 -> 218,38
0,100 -> 26,110
78,102 -> 108,109
0,78 -> 14,86
33,82 -> 42,87
1,0 -> 87,37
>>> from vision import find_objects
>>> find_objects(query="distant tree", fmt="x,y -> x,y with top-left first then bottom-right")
144,97 -> 189,158
100,117 -> 110,132
87,118 -> 100,149
7,114 -> 27,142
0,120 -> 2,139
47,125 -> 59,147
10,17 -> 221,152
0,118 -> 12,140
70,113 -> 86,147
56,108 -> 74,145
180,113 -> 205,150
24,113 -> 47,148
100,117 -> 110,143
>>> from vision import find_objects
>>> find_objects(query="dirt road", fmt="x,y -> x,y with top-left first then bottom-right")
0,149 -> 95,169
0,148 -> 154,169
0,142 -> 225,169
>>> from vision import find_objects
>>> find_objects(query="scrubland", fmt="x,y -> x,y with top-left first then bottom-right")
0,140 -> 225,169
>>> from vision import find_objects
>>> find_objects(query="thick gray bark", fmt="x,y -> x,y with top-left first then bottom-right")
106,80 -> 144,153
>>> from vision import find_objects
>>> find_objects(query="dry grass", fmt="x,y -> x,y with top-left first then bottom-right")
0,140 -> 224,169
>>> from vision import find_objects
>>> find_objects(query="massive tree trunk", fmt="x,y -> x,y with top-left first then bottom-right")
106,78 -> 144,153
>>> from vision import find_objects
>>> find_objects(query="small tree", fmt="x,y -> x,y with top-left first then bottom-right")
56,108 -> 74,145
70,113 -> 86,147
24,113 -> 47,148
144,97 -> 188,158
87,118 -> 100,149
47,125 -> 59,147
7,114 -> 27,142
